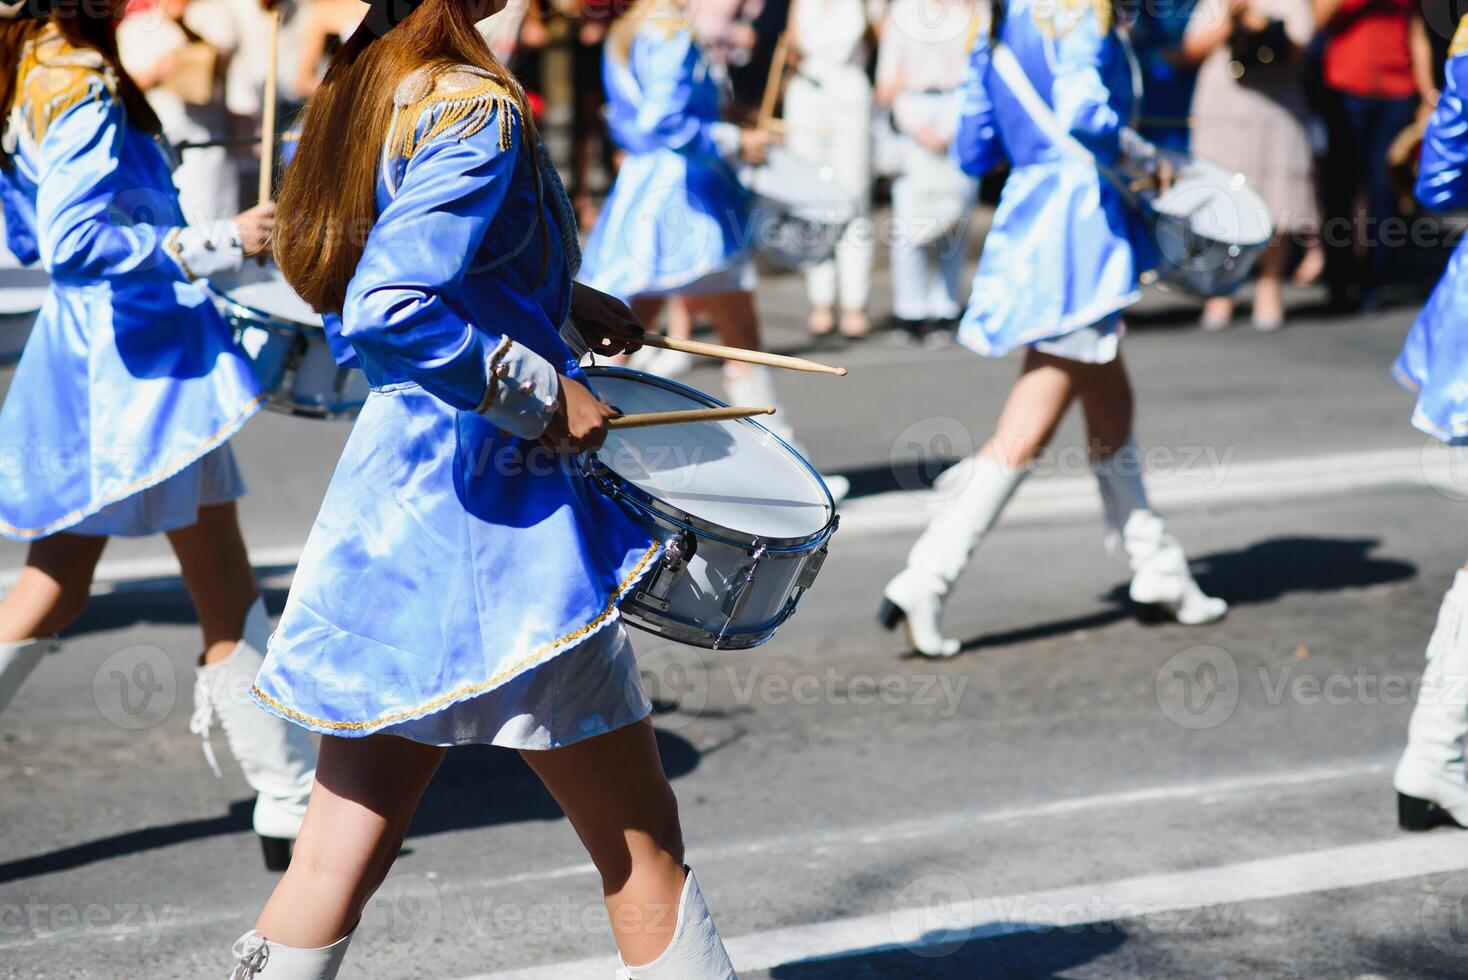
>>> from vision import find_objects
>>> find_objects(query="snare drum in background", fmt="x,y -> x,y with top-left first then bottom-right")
740,147 -> 856,268
210,267 -> 369,419
1148,156 -> 1273,297
580,367 -> 839,651
0,246 -> 48,366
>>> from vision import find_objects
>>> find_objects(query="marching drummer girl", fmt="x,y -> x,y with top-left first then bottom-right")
877,0 -> 1228,657
580,0 -> 849,501
226,0 -> 738,974
0,0 -> 315,868
1391,17 -> 1468,833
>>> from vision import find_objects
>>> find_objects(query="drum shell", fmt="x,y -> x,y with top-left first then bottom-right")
215,294 -> 369,420
0,312 -> 35,366
1151,212 -> 1267,296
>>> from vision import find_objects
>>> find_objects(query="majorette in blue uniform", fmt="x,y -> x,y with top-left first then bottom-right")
578,4 -> 753,302
952,0 -> 1156,363
0,25 -> 262,540
1393,23 -> 1468,444
1392,18 -> 1468,834
250,65 -> 660,742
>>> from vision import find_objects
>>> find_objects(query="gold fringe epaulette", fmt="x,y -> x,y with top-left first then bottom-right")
1451,13 -> 1468,58
389,64 -> 523,162
16,28 -> 113,146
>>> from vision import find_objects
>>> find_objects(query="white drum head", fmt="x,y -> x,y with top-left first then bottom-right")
587,370 -> 832,541
1152,159 -> 1273,248
742,147 -> 857,222
213,265 -> 324,328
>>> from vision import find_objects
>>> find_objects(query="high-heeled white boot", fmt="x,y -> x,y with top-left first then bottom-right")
1394,569 -> 1468,830
0,638 -> 54,714
228,929 -> 354,979
724,365 -> 849,503
192,597 -> 316,870
1094,442 -> 1226,626
616,869 -> 736,979
878,456 -> 1027,657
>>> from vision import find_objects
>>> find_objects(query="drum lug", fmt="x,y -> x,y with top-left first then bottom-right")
795,543 -> 830,593
720,545 -> 766,622
634,531 -> 695,614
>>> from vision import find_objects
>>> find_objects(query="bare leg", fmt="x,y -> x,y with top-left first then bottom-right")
1073,354 -> 1135,462
521,720 -> 689,966
166,502 -> 258,665
255,734 -> 447,948
980,348 -> 1080,468
1251,235 -> 1290,329
0,533 -> 107,642
685,289 -> 761,354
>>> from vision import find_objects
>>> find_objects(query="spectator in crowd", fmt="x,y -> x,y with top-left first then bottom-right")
875,0 -> 978,343
294,0 -> 365,97
1132,0 -> 1201,153
1315,0 -> 1437,311
1184,0 -> 1319,330
118,0 -> 240,222
784,0 -> 884,339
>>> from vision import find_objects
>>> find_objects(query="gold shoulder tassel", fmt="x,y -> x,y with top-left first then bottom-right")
389,65 -> 524,163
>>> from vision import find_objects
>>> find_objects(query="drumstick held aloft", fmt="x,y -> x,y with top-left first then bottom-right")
640,334 -> 848,377
607,406 -> 775,430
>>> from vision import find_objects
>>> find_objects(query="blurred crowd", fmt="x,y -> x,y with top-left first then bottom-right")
122,0 -> 1463,339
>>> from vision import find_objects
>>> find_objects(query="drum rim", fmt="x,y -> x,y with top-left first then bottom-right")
579,365 -> 839,551
212,290 -> 324,335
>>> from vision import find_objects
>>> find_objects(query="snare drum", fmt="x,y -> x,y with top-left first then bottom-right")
1148,156 -> 1273,297
0,247 -> 48,366
740,147 -> 856,268
580,367 -> 839,650
211,267 -> 369,419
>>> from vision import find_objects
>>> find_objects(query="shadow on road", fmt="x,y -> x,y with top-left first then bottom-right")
768,923 -> 1128,978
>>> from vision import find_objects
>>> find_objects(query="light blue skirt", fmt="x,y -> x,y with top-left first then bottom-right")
251,383 -> 659,738
1394,236 -> 1468,444
71,445 -> 246,537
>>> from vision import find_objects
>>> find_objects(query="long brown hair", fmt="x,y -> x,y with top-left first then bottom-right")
0,6 -> 162,170
276,0 -> 537,316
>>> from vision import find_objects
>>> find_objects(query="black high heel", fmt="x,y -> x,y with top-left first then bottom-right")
260,835 -> 294,872
1398,792 -> 1465,832
877,598 -> 905,631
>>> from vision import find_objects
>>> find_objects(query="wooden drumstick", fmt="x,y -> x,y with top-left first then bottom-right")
257,9 -> 281,205
640,333 -> 848,377
608,406 -> 775,430
757,31 -> 790,131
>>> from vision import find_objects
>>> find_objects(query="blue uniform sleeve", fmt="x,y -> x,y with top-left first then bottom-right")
952,39 -> 1005,177
35,88 -> 179,282
625,30 -> 737,158
1417,51 -> 1468,211
1051,7 -> 1123,163
341,112 -> 559,429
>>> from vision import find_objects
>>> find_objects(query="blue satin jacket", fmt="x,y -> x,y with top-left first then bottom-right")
952,0 -> 1156,357
252,68 -> 658,737
0,29 -> 259,540
579,21 -> 751,301
1394,27 -> 1468,444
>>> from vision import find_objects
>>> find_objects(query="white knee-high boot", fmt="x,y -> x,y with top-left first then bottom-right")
879,457 -> 1027,657
192,597 -> 316,869
229,930 -> 354,979
616,869 -> 736,980
0,639 -> 53,714
1395,569 -> 1468,830
723,366 -> 849,503
1094,442 -> 1226,626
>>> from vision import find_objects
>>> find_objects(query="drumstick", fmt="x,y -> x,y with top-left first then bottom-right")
757,31 -> 790,131
257,9 -> 281,205
640,333 -> 848,377
608,406 -> 775,429
765,119 -> 835,139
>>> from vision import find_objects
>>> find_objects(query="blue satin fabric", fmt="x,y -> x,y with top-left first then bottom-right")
251,106 -> 658,737
0,76 -> 261,540
953,1 -> 1155,358
579,25 -> 752,302
1394,50 -> 1468,443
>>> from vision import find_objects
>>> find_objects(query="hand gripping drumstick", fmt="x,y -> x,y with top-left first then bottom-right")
257,9 -> 281,205
639,334 -> 848,377
607,406 -> 775,430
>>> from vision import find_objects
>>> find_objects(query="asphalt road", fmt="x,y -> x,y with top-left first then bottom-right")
4,246 -> 1468,978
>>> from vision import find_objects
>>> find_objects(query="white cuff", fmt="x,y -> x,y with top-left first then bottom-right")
710,122 -> 743,159
164,220 -> 244,280
1119,127 -> 1158,175
476,338 -> 562,439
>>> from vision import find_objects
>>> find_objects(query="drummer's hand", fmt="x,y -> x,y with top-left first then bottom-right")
1153,154 -> 1176,196
915,125 -> 948,154
234,202 -> 276,258
541,375 -> 618,453
570,281 -> 645,356
740,127 -> 776,165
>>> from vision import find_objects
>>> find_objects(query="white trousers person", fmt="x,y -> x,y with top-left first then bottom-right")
784,67 -> 875,319
1395,567 -> 1468,830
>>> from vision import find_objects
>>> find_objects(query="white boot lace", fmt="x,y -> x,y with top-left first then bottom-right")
189,670 -> 223,779
230,930 -> 269,978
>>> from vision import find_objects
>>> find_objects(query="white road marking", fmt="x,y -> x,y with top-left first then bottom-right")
0,446 -> 1448,589
461,832 -> 1468,980
0,757 -> 1391,951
